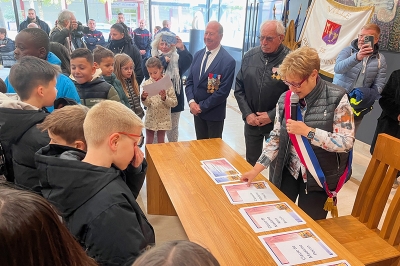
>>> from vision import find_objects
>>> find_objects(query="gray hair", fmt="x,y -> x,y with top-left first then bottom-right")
260,20 -> 285,35
207,20 -> 223,35
58,10 -> 74,25
151,31 -> 177,56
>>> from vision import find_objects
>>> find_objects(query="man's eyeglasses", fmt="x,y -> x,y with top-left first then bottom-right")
282,76 -> 309,88
118,132 -> 144,147
258,35 -> 278,42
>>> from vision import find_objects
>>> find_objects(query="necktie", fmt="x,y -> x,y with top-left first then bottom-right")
200,51 -> 211,76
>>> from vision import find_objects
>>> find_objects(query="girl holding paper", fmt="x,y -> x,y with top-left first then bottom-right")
141,57 -> 177,144
144,31 -> 193,142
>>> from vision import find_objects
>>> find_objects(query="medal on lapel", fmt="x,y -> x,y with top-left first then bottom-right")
207,73 -> 221,94
271,67 -> 281,80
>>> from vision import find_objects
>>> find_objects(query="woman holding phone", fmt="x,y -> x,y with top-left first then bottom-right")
143,32 -> 193,142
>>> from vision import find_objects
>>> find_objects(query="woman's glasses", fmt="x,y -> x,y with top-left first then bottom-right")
282,76 -> 309,88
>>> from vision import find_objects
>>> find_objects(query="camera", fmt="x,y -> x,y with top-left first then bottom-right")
72,21 -> 89,38
76,21 -> 89,33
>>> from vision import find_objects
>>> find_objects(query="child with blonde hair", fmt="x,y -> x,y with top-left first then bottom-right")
141,57 -> 177,144
113,53 -> 144,119
35,100 -> 155,265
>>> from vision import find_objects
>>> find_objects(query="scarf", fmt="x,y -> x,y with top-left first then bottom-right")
157,49 -> 181,95
109,38 -> 126,54
151,32 -> 181,95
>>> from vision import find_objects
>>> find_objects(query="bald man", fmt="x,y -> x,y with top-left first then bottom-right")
133,19 -> 151,59
185,21 -> 235,140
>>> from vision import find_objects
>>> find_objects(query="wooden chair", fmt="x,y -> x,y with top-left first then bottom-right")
317,133 -> 400,266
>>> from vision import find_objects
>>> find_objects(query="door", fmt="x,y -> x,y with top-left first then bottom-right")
242,0 -> 284,56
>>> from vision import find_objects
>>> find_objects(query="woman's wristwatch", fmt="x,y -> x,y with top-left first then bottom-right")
307,128 -> 316,140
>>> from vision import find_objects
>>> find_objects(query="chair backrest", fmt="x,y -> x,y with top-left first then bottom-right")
351,134 -> 400,230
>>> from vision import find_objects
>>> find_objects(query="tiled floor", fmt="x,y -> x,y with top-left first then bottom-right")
138,91 -> 396,245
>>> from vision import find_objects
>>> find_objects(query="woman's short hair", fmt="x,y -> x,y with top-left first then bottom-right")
83,100 -> 144,146
132,240 -> 220,266
278,46 -> 320,80
0,182 -> 97,266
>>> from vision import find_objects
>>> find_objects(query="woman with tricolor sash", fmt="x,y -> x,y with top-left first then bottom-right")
241,47 -> 355,220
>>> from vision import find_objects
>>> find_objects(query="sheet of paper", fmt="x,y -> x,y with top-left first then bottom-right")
200,158 -> 241,178
201,165 -> 241,184
239,202 -> 306,233
222,181 -> 279,204
314,260 -> 350,266
259,229 -> 336,265
142,74 -> 173,97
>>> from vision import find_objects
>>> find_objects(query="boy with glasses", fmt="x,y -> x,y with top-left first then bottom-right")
35,101 -> 154,265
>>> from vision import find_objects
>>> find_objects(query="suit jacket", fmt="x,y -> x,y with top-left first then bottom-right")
185,46 -> 235,121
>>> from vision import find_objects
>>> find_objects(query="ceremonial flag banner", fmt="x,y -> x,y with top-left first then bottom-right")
300,0 -> 374,77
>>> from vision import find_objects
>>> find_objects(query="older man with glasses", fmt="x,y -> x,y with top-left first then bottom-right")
235,20 -> 290,166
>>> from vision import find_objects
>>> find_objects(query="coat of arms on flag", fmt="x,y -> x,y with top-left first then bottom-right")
299,0 -> 374,77
322,20 -> 341,45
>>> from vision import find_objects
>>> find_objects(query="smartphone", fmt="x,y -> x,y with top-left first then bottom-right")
364,35 -> 374,47
162,35 -> 177,45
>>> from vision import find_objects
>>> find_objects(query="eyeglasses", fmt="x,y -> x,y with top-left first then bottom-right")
282,76 -> 309,88
117,132 -> 144,147
122,66 -> 133,71
258,35 -> 279,42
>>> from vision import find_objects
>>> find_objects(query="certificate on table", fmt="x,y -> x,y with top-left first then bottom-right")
222,181 -> 279,204
200,158 -> 241,184
314,260 -> 350,266
259,228 -> 337,265
142,74 -> 173,97
239,202 -> 306,232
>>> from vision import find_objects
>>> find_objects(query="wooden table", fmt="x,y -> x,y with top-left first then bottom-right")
145,139 -> 364,266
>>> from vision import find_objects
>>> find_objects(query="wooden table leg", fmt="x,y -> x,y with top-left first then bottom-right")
146,147 -> 177,216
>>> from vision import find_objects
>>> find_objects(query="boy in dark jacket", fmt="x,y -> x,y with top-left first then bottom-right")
37,104 -> 146,198
70,48 -> 121,108
0,56 -> 58,192
35,100 -> 155,265
92,45 -> 131,108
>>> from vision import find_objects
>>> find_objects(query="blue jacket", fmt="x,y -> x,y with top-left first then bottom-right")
0,37 -> 15,53
83,30 -> 106,51
333,39 -> 387,94
133,28 -> 152,58
185,46 -> 235,121
5,52 -> 80,112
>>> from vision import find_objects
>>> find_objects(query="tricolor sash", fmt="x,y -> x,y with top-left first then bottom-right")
284,91 -> 353,217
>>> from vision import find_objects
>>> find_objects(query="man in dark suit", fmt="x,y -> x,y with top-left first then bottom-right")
185,21 -> 235,140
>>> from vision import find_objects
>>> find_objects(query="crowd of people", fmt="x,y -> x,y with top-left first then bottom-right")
0,7 -> 399,265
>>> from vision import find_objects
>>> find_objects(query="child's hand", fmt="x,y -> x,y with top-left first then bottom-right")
141,91 -> 148,101
131,145 -> 144,168
159,90 -> 166,101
